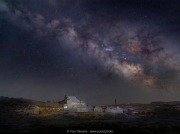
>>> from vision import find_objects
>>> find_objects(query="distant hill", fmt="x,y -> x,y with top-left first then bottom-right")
0,96 -> 64,108
150,101 -> 180,105
0,96 -> 33,107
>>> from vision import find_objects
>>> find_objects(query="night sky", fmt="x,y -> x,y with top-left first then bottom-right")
0,0 -> 180,105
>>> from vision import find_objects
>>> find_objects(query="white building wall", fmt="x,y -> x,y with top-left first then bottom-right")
105,106 -> 123,114
94,106 -> 103,112
64,96 -> 89,112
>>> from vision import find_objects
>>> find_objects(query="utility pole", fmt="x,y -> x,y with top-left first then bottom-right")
115,98 -> 117,106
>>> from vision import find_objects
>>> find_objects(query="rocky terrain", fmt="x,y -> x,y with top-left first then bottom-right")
1,96 -> 180,134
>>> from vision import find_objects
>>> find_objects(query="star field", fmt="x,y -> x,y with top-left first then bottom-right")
0,0 -> 180,104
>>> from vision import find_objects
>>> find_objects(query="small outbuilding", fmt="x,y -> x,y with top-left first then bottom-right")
94,106 -> 103,112
105,106 -> 123,114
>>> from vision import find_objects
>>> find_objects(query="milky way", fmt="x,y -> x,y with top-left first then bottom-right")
0,0 -> 180,104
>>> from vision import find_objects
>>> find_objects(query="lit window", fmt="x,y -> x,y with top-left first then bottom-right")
64,105 -> 68,109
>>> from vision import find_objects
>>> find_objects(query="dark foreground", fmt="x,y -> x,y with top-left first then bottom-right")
1,97 -> 180,134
